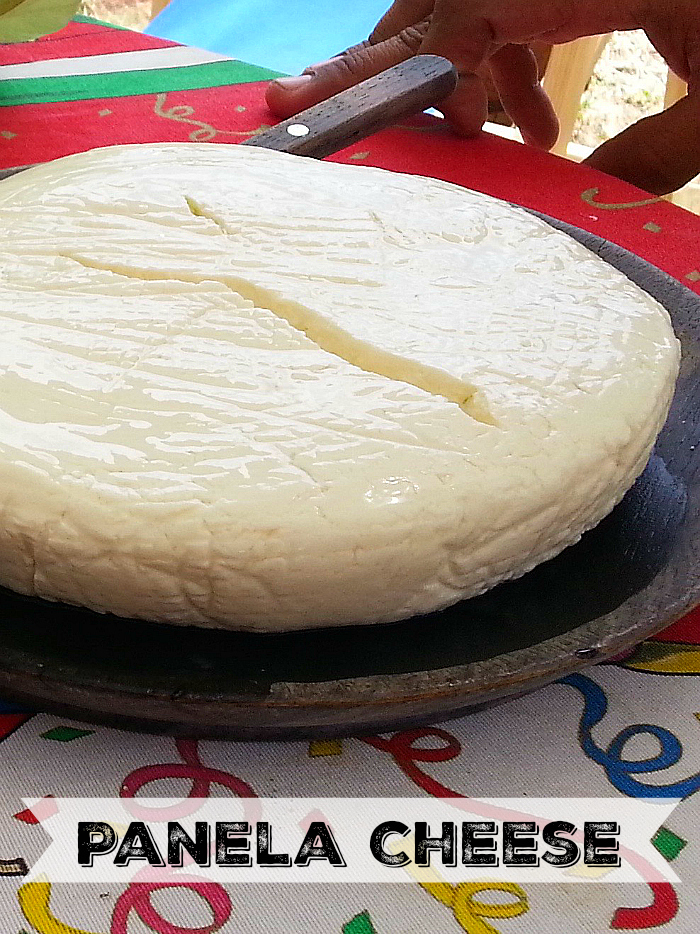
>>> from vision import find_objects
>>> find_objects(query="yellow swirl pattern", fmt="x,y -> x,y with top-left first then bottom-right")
18,880 -> 101,934
422,880 -> 530,934
619,641 -> 700,675
154,93 -> 269,142
581,187 -> 663,210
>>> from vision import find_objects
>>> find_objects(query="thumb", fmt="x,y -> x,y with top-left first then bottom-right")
583,88 -> 700,195
265,26 -> 427,119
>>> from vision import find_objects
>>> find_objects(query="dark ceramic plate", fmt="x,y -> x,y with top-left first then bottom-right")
0,219 -> 698,739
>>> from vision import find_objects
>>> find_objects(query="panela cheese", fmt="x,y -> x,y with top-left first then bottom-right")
0,144 -> 680,630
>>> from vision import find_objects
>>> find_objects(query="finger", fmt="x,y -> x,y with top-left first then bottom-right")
370,0 -> 434,43
265,23 -> 428,118
420,0 -> 640,73
488,44 -> 559,149
420,0 -> 495,77
583,89 -> 700,194
438,73 -> 489,137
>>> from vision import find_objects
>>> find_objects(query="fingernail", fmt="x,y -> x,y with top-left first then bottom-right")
271,75 -> 315,91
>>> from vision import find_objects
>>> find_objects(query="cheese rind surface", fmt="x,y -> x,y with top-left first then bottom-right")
0,144 -> 680,629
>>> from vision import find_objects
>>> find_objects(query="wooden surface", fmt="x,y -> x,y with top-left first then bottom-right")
0,219 -> 696,739
542,35 -> 611,157
665,71 -> 689,109
150,0 -> 170,19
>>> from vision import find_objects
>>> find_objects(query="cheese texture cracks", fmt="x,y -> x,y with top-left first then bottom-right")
0,144 -> 680,630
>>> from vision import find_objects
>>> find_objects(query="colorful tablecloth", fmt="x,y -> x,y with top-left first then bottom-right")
1,17 -> 700,934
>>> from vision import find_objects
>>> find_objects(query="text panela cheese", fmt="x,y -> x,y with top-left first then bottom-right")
0,144 -> 680,630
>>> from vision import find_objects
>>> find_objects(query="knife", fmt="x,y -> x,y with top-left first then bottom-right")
0,55 -> 457,181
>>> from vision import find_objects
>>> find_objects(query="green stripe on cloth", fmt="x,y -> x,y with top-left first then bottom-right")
71,14 -> 129,30
0,59 -> 283,106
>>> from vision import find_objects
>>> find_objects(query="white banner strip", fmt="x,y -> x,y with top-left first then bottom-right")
0,45 -> 232,82
23,797 -> 680,885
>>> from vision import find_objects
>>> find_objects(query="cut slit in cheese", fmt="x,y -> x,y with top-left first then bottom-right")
62,248 -> 493,425
0,143 -> 681,631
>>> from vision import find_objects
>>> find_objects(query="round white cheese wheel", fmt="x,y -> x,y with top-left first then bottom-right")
0,144 -> 679,630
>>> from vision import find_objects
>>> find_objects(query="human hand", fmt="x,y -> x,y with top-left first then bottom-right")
266,0 -> 700,195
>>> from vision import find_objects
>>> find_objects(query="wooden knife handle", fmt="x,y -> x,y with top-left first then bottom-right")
243,54 -> 457,159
